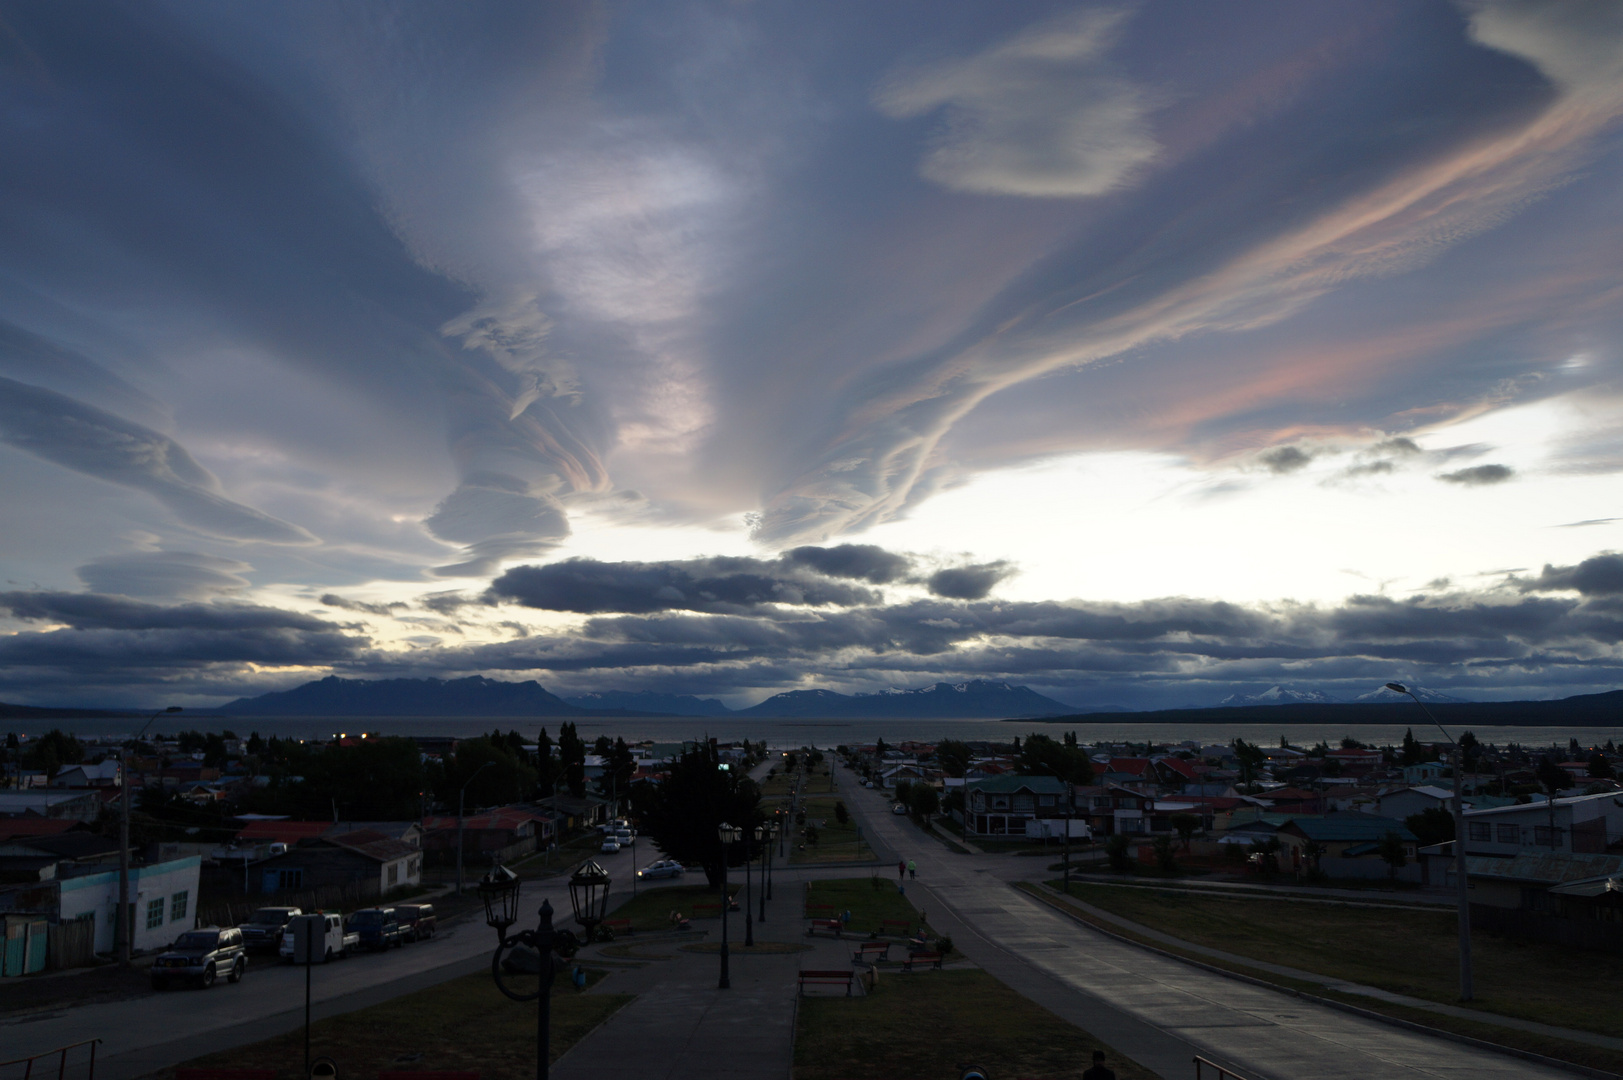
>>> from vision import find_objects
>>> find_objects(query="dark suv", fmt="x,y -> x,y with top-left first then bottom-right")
237,906 -> 301,953
347,907 -> 403,951
395,903 -> 436,942
150,927 -> 247,989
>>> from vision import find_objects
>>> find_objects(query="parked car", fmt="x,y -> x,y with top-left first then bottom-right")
278,913 -> 357,963
636,859 -> 683,880
862,780 -> 874,788
892,803 -> 908,814
395,903 -> 437,941
151,926 -> 246,989
600,838 -> 621,853
614,829 -> 635,846
347,907 -> 404,951
237,906 -> 301,953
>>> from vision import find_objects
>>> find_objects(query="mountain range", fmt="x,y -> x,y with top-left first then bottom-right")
1217,684 -> 1468,707
732,681 -> 1077,719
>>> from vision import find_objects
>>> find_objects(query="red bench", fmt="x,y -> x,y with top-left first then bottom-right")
601,918 -> 632,936
807,918 -> 844,938
798,969 -> 855,996
804,902 -> 836,916
176,1071 -> 278,1080
851,942 -> 890,964
902,951 -> 943,971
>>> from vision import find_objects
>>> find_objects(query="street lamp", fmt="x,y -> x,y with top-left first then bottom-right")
457,760 -> 498,893
119,705 -> 180,966
479,864 -> 567,1080
717,821 -> 741,988
1387,681 -> 1473,1001
759,822 -> 775,915
567,858 -> 611,942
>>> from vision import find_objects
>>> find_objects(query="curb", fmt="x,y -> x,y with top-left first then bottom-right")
1018,882 -> 1622,1080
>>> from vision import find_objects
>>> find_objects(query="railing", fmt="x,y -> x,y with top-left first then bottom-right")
1194,1055 -> 1257,1080
0,1039 -> 101,1080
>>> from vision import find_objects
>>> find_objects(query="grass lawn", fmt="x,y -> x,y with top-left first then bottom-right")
1048,880 -> 1623,1040
159,970 -> 630,1080
804,877 -> 933,937
790,797 -> 873,863
606,882 -> 740,931
794,969 -> 1156,1080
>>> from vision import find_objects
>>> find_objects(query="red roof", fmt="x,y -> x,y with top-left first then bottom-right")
0,818 -> 86,840
1154,756 -> 1199,780
237,821 -> 332,845
1108,758 -> 1152,776
423,807 -> 546,832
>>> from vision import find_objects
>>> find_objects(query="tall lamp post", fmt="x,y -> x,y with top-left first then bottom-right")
119,705 -> 180,966
1062,780 -> 1074,896
1387,681 -> 1473,1001
717,822 -> 740,988
457,760 -> 498,893
479,860 -> 610,1080
741,825 -> 755,947
759,822 -> 775,916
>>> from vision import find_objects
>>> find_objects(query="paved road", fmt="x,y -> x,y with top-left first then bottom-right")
1,841 -> 659,1079
834,761 -> 1572,1080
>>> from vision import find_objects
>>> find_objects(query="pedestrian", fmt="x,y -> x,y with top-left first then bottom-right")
1081,1050 -> 1115,1080
898,858 -> 906,880
908,859 -> 916,879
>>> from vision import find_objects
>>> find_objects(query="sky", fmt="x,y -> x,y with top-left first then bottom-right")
1,0 -> 1621,712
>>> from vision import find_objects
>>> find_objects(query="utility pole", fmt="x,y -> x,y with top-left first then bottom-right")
119,706 -> 179,966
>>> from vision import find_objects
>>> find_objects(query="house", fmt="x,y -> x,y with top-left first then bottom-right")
1401,761 -> 1448,785
12,855 -> 206,955
423,807 -> 550,865
234,820 -> 334,848
249,833 -> 421,896
1325,748 -> 1384,775
963,775 -> 1074,836
325,821 -> 423,848
0,832 -> 123,872
49,761 -> 122,788
1377,785 -> 1455,822
0,790 -> 103,822
1430,850 -> 1623,952
533,793 -> 609,833
1461,790 -> 1623,855
1275,814 -> 1418,880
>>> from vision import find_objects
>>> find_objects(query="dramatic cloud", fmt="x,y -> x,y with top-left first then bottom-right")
1438,464 -> 1515,486
926,561 -> 1016,600
1259,446 -> 1314,475
320,594 -> 409,617
487,555 -> 885,615
0,379 -> 316,545
0,591 -> 342,632
76,551 -> 253,601
1527,554 -> 1623,596
781,544 -> 914,584
875,7 -> 1158,197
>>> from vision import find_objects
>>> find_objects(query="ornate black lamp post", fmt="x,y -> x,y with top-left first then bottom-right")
567,858 -> 612,942
717,822 -> 741,988
740,826 -> 756,947
764,820 -> 776,901
756,823 -> 771,921
479,866 -> 554,1080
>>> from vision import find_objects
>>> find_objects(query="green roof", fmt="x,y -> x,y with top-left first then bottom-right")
966,774 -> 1068,795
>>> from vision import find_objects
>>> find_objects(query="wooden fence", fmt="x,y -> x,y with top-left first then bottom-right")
45,919 -> 96,971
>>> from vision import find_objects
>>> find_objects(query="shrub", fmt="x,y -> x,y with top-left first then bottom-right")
1106,833 -> 1132,872
834,801 -> 849,824
1152,834 -> 1177,872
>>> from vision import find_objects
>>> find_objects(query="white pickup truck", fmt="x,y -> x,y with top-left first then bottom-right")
279,912 -> 359,963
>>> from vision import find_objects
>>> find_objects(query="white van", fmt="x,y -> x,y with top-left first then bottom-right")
279,913 -> 358,963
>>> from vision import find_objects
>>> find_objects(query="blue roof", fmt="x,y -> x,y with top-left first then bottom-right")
1283,814 -> 1415,843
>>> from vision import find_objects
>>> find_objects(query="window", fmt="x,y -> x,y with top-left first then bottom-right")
1468,821 -> 1491,842
1534,826 -> 1564,848
387,863 -> 400,886
171,891 -> 189,922
146,897 -> 165,929
992,796 -> 1009,809
274,868 -> 304,891
408,857 -> 421,877
1038,794 -> 1055,807
1497,824 -> 1520,844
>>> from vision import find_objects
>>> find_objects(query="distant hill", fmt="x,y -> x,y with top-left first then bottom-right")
219,676 -> 651,718
565,691 -> 732,717
0,702 -> 138,720
1219,685 -> 1339,707
1027,688 -> 1623,728
736,680 -> 1076,719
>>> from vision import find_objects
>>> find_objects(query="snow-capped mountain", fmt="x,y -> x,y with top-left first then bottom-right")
1354,685 -> 1470,704
1218,685 -> 1340,707
736,680 -> 1076,718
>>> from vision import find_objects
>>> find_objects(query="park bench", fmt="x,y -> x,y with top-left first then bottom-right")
798,969 -> 855,996
377,1073 -> 480,1080
601,918 -> 632,937
880,919 -> 913,936
851,941 -> 890,964
902,951 -> 943,971
176,1071 -> 278,1080
806,918 -> 844,938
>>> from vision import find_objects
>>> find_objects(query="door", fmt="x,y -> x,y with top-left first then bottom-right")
2,920 -> 23,977
24,921 -> 47,974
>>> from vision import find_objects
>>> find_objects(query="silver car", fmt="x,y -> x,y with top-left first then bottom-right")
636,858 -> 683,880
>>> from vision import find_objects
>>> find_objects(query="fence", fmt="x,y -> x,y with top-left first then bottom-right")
195,879 -> 380,929
1193,1055 -> 1256,1080
1471,902 -> 1623,953
45,920 -> 95,971
0,1039 -> 100,1080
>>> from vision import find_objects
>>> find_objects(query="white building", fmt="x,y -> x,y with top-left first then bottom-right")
57,856 -> 202,954
1462,791 -> 1623,856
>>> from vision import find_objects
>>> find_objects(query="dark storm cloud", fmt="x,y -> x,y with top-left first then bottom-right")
0,591 -> 339,632
77,551 -> 252,600
926,561 -> 1016,600
1527,554 -> 1623,596
320,594 -> 409,617
1438,464 -> 1515,486
0,378 -> 317,544
1259,446 -> 1314,474
782,544 -> 914,584
487,555 -> 885,614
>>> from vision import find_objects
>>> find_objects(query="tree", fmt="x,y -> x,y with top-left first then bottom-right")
534,728 -> 558,790
631,742 -> 763,886
24,729 -> 85,779
908,783 -> 940,822
1537,757 -> 1569,848
597,737 -> 636,801
1458,730 -> 1481,770
1400,728 -> 1429,766
1405,806 -> 1455,846
1232,738 -> 1265,789
1588,753 -> 1615,780
1378,831 -> 1408,880
1152,834 -> 1177,872
557,723 -> 587,798
936,739 -> 973,778
833,801 -> 849,825
1106,833 -> 1132,872
1301,839 -> 1326,879
1170,813 -> 1199,852
447,737 -> 537,809
894,778 -> 913,805
1015,733 -> 1093,785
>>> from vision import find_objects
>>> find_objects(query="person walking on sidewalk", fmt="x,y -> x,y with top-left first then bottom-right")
897,858 -> 906,880
908,859 -> 916,879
